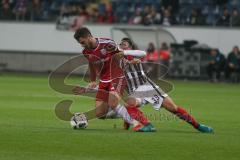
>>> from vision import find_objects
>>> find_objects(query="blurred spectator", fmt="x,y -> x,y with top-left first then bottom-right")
41,0 -> 51,20
69,4 -> 78,16
142,5 -> 151,25
13,0 -> 28,21
0,0 -> 13,20
216,8 -> 230,26
145,42 -> 159,62
206,49 -> 226,82
144,42 -> 159,79
88,8 -> 99,23
143,5 -> 161,25
129,8 -> 142,25
78,5 -> 89,19
2,0 -> 240,27
30,0 -> 42,21
150,6 -> 162,24
188,8 -> 206,26
213,0 -> 228,6
161,0 -> 179,16
161,8 -> 177,26
159,42 -> 170,67
71,6 -> 89,31
59,3 -> 69,17
230,8 -> 240,27
225,46 -> 240,80
105,3 -> 114,23
97,3 -> 114,23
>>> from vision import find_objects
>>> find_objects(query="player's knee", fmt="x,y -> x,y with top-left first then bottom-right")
126,97 -> 137,107
163,97 -> 178,112
95,106 -> 107,118
108,93 -> 120,108
108,101 -> 119,108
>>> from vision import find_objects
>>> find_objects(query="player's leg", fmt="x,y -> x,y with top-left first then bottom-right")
103,99 -> 155,132
95,100 -> 109,118
162,96 -> 200,128
123,97 -> 156,131
79,90 -> 142,131
116,79 -> 156,131
108,90 -> 144,131
125,97 -> 150,126
162,96 -> 213,133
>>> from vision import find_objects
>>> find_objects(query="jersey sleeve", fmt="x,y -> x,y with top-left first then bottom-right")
88,62 -> 97,82
82,50 -> 97,82
104,40 -> 121,55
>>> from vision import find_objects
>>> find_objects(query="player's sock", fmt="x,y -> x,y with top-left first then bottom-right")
126,105 -> 150,126
135,98 -> 148,108
115,104 -> 139,127
173,106 -> 199,129
105,108 -> 122,119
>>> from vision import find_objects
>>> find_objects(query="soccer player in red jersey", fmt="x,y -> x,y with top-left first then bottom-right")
73,27 -> 152,131
118,38 -> 213,133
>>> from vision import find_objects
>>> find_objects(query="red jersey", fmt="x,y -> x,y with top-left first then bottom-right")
159,50 -> 170,61
146,50 -> 159,61
82,38 -> 123,82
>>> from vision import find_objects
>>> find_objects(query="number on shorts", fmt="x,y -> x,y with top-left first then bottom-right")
152,95 -> 159,104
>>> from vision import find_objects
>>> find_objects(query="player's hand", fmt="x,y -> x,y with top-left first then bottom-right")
73,86 -> 86,95
130,59 -> 141,64
87,81 -> 97,89
114,52 -> 124,60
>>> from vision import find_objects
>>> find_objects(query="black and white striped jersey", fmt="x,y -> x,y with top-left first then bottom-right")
119,58 -> 147,94
119,58 -> 167,99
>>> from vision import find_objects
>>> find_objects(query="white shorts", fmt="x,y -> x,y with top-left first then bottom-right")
129,83 -> 168,110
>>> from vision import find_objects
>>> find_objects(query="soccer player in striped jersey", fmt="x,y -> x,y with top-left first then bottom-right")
118,37 -> 213,133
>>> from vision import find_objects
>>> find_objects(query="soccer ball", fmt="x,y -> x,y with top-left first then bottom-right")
70,113 -> 88,129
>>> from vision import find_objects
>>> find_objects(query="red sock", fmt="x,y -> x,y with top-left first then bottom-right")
173,107 -> 199,128
126,106 -> 150,126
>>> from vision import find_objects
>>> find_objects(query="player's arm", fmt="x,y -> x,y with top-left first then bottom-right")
82,51 -> 98,88
73,86 -> 98,95
88,62 -> 97,88
123,50 -> 146,64
114,50 -> 147,61
106,39 -> 146,63
105,40 -> 146,58
72,63 -> 97,95
123,50 -> 146,57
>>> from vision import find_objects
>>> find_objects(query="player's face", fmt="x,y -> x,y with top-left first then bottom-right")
119,41 -> 131,50
78,36 -> 91,49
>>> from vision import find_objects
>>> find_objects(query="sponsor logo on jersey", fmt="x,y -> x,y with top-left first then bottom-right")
101,49 -> 107,55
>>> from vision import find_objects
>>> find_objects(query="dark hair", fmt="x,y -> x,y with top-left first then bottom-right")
147,42 -> 155,52
74,27 -> 92,41
121,37 -> 138,49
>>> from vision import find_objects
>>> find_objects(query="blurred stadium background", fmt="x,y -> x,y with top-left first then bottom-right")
0,0 -> 240,160
1,0 -> 240,81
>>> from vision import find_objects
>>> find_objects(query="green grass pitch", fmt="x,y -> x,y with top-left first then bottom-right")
0,74 -> 240,160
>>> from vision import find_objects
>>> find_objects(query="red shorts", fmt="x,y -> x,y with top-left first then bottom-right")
96,77 -> 127,102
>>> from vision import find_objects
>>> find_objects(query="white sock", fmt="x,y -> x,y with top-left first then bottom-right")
115,104 -> 139,127
135,98 -> 146,108
105,108 -> 122,119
